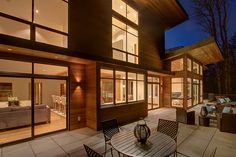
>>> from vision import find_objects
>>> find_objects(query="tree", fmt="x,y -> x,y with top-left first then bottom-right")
191,0 -> 233,94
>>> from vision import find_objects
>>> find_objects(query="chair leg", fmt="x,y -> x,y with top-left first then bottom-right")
104,143 -> 107,157
111,148 -> 114,157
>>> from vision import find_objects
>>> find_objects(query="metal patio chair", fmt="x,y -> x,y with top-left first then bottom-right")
83,144 -> 103,157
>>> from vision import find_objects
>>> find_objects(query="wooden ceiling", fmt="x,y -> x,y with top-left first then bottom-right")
133,0 -> 188,29
164,38 -> 224,65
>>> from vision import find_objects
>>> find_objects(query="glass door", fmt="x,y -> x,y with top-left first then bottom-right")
193,79 -> 199,105
148,83 -> 160,110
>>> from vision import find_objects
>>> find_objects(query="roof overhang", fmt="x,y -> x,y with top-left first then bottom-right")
133,0 -> 188,29
164,38 -> 224,65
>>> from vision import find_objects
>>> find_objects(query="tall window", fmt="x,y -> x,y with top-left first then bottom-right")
100,68 -> 144,107
171,58 -> 183,71
172,78 -> 183,107
187,78 -> 192,107
112,0 -> 139,64
200,65 -> 203,75
193,62 -> 199,74
112,18 -> 138,64
100,69 -> 114,105
0,0 -> 68,48
187,58 -> 192,72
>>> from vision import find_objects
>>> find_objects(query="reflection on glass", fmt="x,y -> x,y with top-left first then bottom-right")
101,79 -> 113,105
128,80 -> 136,102
0,77 -> 31,144
0,17 -> 30,40
112,25 -> 126,51
36,27 -> 68,48
171,58 -> 183,71
116,80 -> 126,103
187,58 -> 192,71
127,5 -> 138,24
113,50 -> 126,62
34,0 -> 68,32
35,79 -> 67,135
112,0 -> 126,17
0,59 -> 32,74
34,63 -> 68,76
101,69 -> 113,78
137,81 -> 144,100
193,62 -> 199,74
0,0 -> 32,21
127,33 -> 138,55
172,78 -> 183,107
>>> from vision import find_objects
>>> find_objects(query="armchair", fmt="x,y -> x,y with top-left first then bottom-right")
176,107 -> 195,125
217,113 -> 236,133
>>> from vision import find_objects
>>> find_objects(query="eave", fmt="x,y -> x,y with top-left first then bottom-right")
164,37 -> 224,66
133,0 -> 188,29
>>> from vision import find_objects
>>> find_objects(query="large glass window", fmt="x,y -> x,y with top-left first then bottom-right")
200,65 -> 203,75
0,0 -> 32,21
148,76 -> 160,110
193,79 -> 199,105
112,18 -> 138,64
187,78 -> 192,107
34,0 -> 68,33
0,59 -> 68,144
0,0 -> 68,48
171,58 -> 183,71
0,16 -> 30,40
100,69 -> 114,105
187,58 -> 192,72
115,71 -> 126,104
193,62 -> 199,74
112,0 -> 138,24
200,80 -> 203,102
100,68 -> 144,107
172,78 -> 183,107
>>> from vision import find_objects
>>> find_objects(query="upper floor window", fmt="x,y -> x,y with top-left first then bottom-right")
200,65 -> 203,75
112,0 -> 138,24
0,0 -> 68,48
112,17 -> 138,64
171,58 -> 183,72
193,62 -> 199,74
187,58 -> 192,72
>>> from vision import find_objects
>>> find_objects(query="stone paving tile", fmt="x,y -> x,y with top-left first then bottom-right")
30,137 -> 58,154
2,142 -> 35,157
35,146 -> 67,157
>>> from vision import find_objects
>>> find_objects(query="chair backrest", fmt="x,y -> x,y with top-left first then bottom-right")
83,145 -> 103,157
157,119 -> 178,141
101,119 -> 119,142
176,107 -> 187,123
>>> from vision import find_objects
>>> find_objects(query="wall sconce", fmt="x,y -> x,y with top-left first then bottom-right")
75,82 -> 82,87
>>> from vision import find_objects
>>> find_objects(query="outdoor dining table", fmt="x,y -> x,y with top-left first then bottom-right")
111,130 -> 176,157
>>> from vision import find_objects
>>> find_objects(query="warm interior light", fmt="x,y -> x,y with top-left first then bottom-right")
35,9 -> 39,13
7,48 -> 12,51
134,13 -> 137,17
120,5 -> 123,9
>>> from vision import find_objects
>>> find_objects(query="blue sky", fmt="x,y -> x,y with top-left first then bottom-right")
165,0 -> 236,49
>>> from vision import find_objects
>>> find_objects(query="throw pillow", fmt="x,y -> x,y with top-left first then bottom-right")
222,106 -> 232,113
206,105 -> 213,113
218,98 -> 226,104
224,97 -> 231,102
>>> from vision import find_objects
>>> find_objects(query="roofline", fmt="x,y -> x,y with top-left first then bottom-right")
176,0 -> 189,21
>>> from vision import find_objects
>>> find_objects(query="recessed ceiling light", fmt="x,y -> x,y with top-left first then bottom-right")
42,69 -> 46,72
120,5 -> 123,9
134,13 -> 137,17
7,48 -> 12,51
35,9 -> 39,13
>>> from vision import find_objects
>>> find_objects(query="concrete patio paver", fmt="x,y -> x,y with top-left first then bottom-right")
1,105 -> 236,157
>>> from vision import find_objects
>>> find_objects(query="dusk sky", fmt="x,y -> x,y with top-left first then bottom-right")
165,0 -> 236,49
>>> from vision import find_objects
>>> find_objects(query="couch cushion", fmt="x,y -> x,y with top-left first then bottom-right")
218,98 -> 226,104
34,104 -> 46,109
0,107 -> 11,113
222,106 -> 232,113
10,106 -> 31,111
224,97 -> 231,103
206,105 -> 214,113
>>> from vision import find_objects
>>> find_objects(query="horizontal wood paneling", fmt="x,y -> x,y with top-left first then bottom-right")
100,102 -> 148,130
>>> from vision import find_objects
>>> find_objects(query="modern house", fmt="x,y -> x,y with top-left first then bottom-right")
0,0 -> 223,145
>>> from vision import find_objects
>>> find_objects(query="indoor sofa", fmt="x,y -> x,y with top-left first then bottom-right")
0,104 -> 51,130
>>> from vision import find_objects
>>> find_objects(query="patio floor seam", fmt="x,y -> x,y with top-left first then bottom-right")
200,128 -> 218,157
28,141 -> 37,157
49,136 -> 69,157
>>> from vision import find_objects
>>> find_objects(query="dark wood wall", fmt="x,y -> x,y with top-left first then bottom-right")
68,0 -> 164,71
69,63 -> 86,130
69,0 -> 112,57
138,9 -> 165,70
85,63 -> 98,130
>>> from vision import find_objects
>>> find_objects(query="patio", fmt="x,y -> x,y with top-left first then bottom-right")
1,105 -> 236,157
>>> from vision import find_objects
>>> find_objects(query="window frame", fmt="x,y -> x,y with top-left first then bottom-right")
112,17 -> 139,64
0,0 -> 68,47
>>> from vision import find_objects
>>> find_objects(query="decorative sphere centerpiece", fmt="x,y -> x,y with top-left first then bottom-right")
134,119 -> 151,144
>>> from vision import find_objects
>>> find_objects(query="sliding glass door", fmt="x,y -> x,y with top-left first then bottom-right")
0,59 -> 68,145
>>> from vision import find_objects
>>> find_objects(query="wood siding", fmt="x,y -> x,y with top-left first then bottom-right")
69,63 -> 86,130
85,63 -> 98,130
